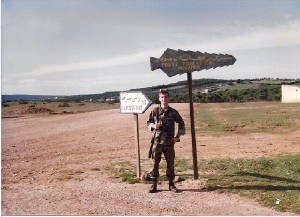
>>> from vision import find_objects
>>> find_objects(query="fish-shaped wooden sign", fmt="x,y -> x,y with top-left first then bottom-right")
150,48 -> 236,77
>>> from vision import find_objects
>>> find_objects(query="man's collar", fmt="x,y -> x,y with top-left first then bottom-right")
159,105 -> 169,112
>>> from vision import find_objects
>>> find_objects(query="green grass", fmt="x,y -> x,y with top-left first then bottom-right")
56,169 -> 85,181
157,158 -> 193,182
196,104 -> 224,133
104,161 -> 140,184
106,155 -> 300,214
200,154 -> 300,214
104,158 -> 193,184
196,102 -> 300,134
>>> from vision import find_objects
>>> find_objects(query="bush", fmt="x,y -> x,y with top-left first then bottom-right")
58,102 -> 71,107
19,100 -> 28,104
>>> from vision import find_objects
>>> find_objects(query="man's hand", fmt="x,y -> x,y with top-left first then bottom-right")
171,137 -> 180,143
155,123 -> 162,129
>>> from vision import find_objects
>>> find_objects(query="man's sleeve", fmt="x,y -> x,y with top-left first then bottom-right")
176,112 -> 185,137
147,109 -> 156,132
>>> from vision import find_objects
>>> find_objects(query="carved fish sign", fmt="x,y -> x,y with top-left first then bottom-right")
150,48 -> 236,179
150,48 -> 236,77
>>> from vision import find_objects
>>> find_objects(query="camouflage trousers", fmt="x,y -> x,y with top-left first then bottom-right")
150,142 -> 175,182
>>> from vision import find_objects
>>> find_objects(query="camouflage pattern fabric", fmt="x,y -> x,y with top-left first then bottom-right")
151,143 -> 175,181
147,106 -> 185,181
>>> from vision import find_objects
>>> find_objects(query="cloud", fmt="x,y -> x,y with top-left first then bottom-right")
28,48 -> 162,76
2,1 -> 299,95
181,20 -> 299,52
27,19 -> 299,78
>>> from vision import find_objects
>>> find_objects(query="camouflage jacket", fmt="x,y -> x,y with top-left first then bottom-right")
147,106 -> 185,144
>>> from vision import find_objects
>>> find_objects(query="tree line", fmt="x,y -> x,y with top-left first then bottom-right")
149,85 -> 281,103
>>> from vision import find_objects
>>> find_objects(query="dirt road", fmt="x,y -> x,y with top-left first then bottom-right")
2,104 -> 298,215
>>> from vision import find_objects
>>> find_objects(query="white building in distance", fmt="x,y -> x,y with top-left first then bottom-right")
281,85 -> 300,103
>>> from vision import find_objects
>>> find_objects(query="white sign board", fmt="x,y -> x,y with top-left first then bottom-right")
120,92 -> 152,114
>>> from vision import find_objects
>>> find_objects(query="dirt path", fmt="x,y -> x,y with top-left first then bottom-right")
2,104 -> 298,215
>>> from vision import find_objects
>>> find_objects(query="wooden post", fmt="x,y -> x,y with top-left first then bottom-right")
187,72 -> 199,179
134,114 -> 141,178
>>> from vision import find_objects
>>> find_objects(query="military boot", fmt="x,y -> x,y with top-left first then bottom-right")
149,180 -> 158,193
169,181 -> 179,193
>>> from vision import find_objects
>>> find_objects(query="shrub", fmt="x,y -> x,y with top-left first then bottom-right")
19,100 -> 28,104
58,102 -> 71,107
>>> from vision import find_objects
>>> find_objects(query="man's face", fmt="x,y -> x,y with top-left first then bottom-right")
159,93 -> 169,107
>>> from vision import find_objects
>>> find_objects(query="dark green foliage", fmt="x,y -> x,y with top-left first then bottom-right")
148,79 -> 288,103
193,85 -> 281,103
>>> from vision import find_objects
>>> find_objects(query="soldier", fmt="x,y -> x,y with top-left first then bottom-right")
147,89 -> 185,193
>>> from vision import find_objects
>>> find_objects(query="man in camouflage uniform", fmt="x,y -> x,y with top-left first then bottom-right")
147,89 -> 185,193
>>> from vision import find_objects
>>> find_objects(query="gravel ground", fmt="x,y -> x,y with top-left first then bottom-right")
2,178 -> 292,215
2,104 -> 298,215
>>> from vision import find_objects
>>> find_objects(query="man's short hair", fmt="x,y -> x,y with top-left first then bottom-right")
159,89 -> 169,96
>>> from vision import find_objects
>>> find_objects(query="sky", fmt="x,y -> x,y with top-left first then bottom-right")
1,0 -> 300,95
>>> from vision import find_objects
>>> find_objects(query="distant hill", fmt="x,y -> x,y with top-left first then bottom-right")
63,78 -> 299,103
2,78 -> 299,103
2,95 -> 62,102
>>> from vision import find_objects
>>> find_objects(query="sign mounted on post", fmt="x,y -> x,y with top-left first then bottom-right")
120,92 -> 152,114
150,48 -> 236,179
150,48 -> 236,77
120,91 -> 152,179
